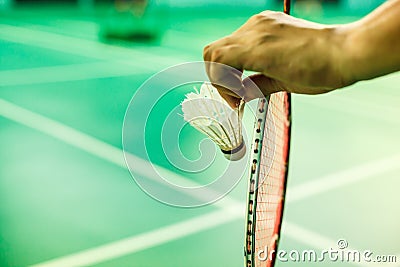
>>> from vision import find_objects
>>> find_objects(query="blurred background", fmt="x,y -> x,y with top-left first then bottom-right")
1,0 -> 399,266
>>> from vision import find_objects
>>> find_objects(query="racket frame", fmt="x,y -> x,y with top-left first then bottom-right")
245,1 -> 291,265
244,93 -> 291,267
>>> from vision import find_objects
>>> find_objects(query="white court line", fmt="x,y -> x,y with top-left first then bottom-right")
1,99 -> 398,266
2,97 -> 399,208
0,61 -> 152,86
0,98 -> 242,208
30,204 -> 243,267
295,94 -> 400,125
293,72 -> 400,125
287,154 -> 400,203
0,99 -> 126,167
0,24 -> 197,71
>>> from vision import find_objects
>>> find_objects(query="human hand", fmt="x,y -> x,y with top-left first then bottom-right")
203,11 -> 352,107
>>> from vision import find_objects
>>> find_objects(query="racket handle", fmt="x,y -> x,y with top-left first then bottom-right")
284,0 -> 291,14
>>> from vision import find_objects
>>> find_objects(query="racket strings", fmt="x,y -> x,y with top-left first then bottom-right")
248,1 -> 291,265
254,92 -> 290,267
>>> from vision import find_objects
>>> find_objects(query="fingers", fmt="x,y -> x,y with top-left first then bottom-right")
203,39 -> 290,106
218,90 -> 242,109
204,43 -> 246,108
204,46 -> 244,89
209,62 -> 244,95
218,73 -> 288,108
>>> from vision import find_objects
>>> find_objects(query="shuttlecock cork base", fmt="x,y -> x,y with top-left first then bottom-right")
182,82 -> 246,161
221,140 -> 246,161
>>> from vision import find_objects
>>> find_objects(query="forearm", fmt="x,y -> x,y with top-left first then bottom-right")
203,1 -> 400,103
342,0 -> 400,83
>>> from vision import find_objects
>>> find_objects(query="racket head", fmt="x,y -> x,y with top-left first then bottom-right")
244,91 -> 291,267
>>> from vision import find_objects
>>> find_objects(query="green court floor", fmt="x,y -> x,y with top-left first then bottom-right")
1,3 -> 399,267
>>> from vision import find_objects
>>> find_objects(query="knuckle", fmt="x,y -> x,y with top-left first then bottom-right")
211,48 -> 224,61
203,44 -> 211,60
220,42 -> 235,53
257,33 -> 274,45
259,10 -> 274,16
260,10 -> 279,17
204,36 -> 231,61
249,11 -> 276,25
252,13 -> 265,20
248,13 -> 265,24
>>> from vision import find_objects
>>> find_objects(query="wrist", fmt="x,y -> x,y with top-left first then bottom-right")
329,24 -> 359,87
336,20 -> 388,85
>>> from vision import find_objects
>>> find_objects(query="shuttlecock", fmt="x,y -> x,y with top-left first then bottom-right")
182,82 -> 246,161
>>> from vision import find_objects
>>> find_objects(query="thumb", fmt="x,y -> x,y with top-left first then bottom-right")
242,73 -> 286,100
243,73 -> 335,95
218,90 -> 242,109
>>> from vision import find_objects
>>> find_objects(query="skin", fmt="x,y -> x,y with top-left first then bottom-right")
203,0 -> 400,108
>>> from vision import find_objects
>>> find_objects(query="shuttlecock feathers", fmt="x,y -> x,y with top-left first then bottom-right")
181,82 -> 246,161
